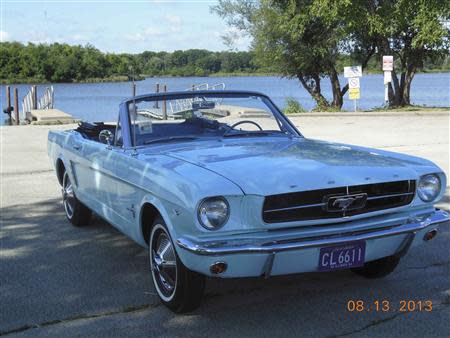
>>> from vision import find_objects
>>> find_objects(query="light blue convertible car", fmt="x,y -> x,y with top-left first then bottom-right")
48,90 -> 449,312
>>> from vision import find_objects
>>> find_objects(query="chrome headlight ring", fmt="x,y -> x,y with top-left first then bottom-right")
197,196 -> 230,230
417,174 -> 441,202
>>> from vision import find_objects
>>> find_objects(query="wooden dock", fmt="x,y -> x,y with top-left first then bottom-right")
29,109 -> 77,124
10,108 -> 77,125
5,85 -> 76,125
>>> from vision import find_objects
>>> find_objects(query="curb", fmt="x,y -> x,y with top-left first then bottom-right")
287,111 -> 449,117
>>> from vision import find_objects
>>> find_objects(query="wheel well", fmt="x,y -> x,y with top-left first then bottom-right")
141,203 -> 161,244
56,159 -> 65,186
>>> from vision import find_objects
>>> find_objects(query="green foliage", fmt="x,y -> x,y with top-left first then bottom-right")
0,43 -> 262,83
212,0 -> 450,108
284,97 -> 306,114
0,32 -> 448,85
214,0 -> 362,108
347,0 -> 450,106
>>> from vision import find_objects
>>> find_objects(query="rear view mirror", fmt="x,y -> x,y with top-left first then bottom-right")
192,101 -> 216,110
99,130 -> 114,145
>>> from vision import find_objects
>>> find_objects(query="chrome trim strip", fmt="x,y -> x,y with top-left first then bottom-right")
264,202 -> 326,213
263,191 -> 415,214
177,210 -> 449,256
367,192 -> 414,201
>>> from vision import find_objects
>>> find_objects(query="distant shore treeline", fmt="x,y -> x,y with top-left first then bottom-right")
1,42 -> 449,83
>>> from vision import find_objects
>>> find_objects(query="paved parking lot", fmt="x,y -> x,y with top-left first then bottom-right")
1,113 -> 449,337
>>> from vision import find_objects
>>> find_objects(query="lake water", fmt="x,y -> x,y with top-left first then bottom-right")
1,73 -> 449,124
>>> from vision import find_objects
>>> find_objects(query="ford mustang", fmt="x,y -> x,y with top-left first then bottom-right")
48,90 -> 449,312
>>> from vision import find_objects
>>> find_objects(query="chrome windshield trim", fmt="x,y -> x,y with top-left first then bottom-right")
176,209 -> 449,256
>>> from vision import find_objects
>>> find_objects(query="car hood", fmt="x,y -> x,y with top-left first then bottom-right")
161,137 -> 437,196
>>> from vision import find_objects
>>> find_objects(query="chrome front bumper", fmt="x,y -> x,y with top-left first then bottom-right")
177,209 -> 449,256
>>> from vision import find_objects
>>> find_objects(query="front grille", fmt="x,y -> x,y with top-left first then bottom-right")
263,180 -> 416,223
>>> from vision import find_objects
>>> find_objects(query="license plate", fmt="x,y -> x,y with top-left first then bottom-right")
318,241 -> 366,271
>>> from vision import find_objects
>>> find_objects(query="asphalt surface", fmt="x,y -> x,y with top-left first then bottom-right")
1,113 -> 449,337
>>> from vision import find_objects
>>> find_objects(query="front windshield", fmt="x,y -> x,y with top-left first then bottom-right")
126,93 -> 297,147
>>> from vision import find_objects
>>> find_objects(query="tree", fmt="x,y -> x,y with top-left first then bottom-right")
213,0 -> 450,109
359,0 -> 450,106
213,0 -> 369,109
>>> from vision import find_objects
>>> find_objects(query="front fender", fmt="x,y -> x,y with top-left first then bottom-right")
137,194 -> 177,247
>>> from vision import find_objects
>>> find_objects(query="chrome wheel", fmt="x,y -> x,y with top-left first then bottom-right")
150,224 -> 177,301
62,172 -> 75,219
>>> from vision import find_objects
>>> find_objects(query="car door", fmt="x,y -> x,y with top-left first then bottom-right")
70,134 -> 118,221
108,149 -> 142,233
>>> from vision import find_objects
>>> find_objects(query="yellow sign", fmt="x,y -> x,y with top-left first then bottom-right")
349,88 -> 360,100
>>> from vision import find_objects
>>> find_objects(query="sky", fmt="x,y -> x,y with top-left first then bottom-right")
0,0 -> 251,53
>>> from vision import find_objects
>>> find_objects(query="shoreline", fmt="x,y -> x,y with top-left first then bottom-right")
2,108 -> 448,127
2,70 -> 449,85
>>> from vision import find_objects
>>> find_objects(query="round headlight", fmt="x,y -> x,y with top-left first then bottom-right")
418,174 -> 441,202
198,197 -> 229,230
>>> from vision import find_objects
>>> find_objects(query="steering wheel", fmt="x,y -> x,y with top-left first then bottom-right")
229,120 -> 263,131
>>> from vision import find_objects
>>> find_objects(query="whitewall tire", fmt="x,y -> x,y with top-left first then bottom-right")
149,217 -> 205,312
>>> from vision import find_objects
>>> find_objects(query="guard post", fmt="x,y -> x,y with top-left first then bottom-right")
14,88 -> 19,125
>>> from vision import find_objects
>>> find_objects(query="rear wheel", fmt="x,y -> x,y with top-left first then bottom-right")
149,218 -> 205,313
62,171 -> 92,227
351,255 -> 400,278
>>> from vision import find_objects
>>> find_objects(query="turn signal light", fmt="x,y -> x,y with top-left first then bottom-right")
424,229 -> 438,241
210,262 -> 227,274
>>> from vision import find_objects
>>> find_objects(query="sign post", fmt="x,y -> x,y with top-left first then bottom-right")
344,66 -> 362,112
382,56 -> 393,104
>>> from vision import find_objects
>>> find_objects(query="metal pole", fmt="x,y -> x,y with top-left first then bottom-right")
132,82 -> 136,97
155,83 -> 159,109
51,86 -> 54,109
354,99 -> 357,112
6,86 -> 11,108
162,84 -> 167,120
14,88 -> 19,125
32,85 -> 37,109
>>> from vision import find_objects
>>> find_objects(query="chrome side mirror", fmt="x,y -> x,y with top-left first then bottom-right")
99,130 -> 113,145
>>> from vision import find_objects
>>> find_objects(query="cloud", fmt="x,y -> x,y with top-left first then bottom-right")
164,14 -> 182,33
165,14 -> 181,26
0,30 -> 9,42
125,28 -> 165,42
71,34 -> 87,41
27,31 -> 64,44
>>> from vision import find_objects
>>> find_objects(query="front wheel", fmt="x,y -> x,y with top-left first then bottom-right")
149,219 -> 205,313
351,255 -> 400,279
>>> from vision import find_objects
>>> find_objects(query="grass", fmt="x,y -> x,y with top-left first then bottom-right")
284,102 -> 449,114
284,97 -> 307,114
367,104 -> 449,112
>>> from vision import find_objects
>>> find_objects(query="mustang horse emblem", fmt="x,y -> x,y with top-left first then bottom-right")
333,197 -> 358,210
326,193 -> 368,212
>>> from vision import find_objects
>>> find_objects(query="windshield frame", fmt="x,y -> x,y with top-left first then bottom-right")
119,90 -> 302,149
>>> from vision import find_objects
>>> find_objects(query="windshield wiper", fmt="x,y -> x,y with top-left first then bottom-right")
143,136 -> 199,145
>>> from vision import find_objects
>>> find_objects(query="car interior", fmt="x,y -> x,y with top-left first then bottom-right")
76,117 -> 235,146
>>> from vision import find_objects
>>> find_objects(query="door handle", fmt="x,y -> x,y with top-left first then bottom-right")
72,144 -> 81,150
